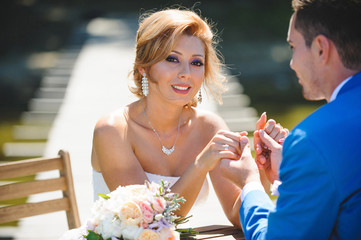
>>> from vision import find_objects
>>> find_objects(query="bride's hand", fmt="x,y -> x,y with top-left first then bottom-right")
195,130 -> 245,172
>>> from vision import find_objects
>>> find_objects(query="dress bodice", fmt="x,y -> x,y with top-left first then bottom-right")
92,169 -> 209,205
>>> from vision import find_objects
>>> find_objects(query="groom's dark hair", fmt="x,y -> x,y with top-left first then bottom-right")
292,0 -> 361,70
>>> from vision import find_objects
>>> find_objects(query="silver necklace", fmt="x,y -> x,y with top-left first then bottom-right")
141,102 -> 181,156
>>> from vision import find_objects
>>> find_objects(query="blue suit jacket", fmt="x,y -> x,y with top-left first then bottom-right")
240,72 -> 361,240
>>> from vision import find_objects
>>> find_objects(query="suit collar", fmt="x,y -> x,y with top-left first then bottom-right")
338,71 -> 361,97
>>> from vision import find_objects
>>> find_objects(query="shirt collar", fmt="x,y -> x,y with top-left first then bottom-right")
329,76 -> 353,102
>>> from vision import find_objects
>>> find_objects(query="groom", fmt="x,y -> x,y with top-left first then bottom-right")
220,0 -> 361,239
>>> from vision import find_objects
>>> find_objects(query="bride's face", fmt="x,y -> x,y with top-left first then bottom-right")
147,34 -> 205,105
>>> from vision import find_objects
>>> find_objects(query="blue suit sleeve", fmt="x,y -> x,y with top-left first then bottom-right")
239,190 -> 274,240
239,130 -> 339,239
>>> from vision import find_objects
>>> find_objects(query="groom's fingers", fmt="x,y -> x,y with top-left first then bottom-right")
256,112 -> 267,130
240,136 -> 253,159
256,155 -> 266,168
259,129 -> 280,149
240,136 -> 248,152
264,119 -> 277,134
253,130 -> 262,152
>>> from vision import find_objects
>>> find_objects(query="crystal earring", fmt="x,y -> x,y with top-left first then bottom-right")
142,73 -> 148,96
198,88 -> 202,103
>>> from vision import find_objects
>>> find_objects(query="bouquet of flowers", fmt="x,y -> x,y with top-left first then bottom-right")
80,181 -> 195,240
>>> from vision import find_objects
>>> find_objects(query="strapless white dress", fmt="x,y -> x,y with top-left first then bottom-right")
92,169 -> 209,205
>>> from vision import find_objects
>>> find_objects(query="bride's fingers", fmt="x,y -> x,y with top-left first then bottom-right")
214,133 -> 242,153
219,143 -> 233,152
218,142 -> 240,157
220,130 -> 245,142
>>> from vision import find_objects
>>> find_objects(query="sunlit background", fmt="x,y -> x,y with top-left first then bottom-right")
0,0 -> 324,161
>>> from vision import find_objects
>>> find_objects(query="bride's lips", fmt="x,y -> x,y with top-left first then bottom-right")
172,84 -> 191,94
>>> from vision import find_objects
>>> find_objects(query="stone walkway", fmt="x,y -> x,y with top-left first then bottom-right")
0,16 -> 257,239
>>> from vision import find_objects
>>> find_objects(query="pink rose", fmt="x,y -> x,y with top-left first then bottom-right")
143,210 -> 154,223
139,201 -> 153,212
139,201 -> 154,223
141,220 -> 149,229
152,197 -> 166,213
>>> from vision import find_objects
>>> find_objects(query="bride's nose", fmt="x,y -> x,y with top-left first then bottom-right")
178,63 -> 191,80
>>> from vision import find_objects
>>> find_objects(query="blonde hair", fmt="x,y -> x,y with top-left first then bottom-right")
130,8 -> 227,106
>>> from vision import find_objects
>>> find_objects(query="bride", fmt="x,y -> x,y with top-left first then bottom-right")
91,8 -> 285,228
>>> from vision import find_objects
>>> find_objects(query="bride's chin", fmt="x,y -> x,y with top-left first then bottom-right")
169,97 -> 194,106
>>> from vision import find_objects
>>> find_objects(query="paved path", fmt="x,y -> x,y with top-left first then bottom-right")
0,16 -> 257,239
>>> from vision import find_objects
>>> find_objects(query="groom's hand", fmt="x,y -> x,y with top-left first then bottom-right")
254,113 -> 288,165
219,136 -> 261,189
257,129 -> 283,182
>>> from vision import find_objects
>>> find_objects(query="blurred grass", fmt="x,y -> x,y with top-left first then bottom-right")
0,112 -> 21,160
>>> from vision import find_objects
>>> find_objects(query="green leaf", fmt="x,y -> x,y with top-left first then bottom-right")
176,228 -> 198,239
174,215 -> 193,225
85,231 -> 103,240
97,193 -> 110,200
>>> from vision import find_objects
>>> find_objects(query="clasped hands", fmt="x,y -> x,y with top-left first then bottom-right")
220,113 -> 288,189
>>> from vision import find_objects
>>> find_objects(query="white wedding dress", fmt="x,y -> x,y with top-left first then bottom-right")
92,169 -> 209,205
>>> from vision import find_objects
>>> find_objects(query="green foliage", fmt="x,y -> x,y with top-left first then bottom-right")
84,230 -> 113,240
97,193 -> 110,200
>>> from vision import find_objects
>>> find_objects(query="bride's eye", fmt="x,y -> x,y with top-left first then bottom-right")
166,55 -> 179,63
192,60 -> 204,67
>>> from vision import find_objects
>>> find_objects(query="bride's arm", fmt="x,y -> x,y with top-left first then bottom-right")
92,113 -> 148,190
171,128 -> 241,217
170,111 -> 242,217
204,115 -> 243,228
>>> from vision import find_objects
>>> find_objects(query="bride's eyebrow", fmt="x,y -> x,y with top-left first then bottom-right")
171,50 -> 204,58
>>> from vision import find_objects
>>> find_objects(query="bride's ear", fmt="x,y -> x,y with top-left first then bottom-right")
138,67 -> 145,76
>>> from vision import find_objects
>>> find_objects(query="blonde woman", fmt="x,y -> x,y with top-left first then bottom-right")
91,8 -> 285,228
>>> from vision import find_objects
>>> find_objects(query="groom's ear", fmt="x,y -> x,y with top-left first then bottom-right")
312,34 -> 331,65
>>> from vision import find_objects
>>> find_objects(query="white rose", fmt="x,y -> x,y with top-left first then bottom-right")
121,226 -> 142,239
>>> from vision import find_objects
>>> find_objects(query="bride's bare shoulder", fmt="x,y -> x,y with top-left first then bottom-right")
194,108 -> 227,129
94,101 -> 138,135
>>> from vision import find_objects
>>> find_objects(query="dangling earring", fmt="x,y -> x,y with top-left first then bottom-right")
198,88 -> 202,103
142,73 -> 148,96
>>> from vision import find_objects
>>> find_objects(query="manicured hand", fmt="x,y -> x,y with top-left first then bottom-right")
196,130 -> 242,172
219,136 -> 261,189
